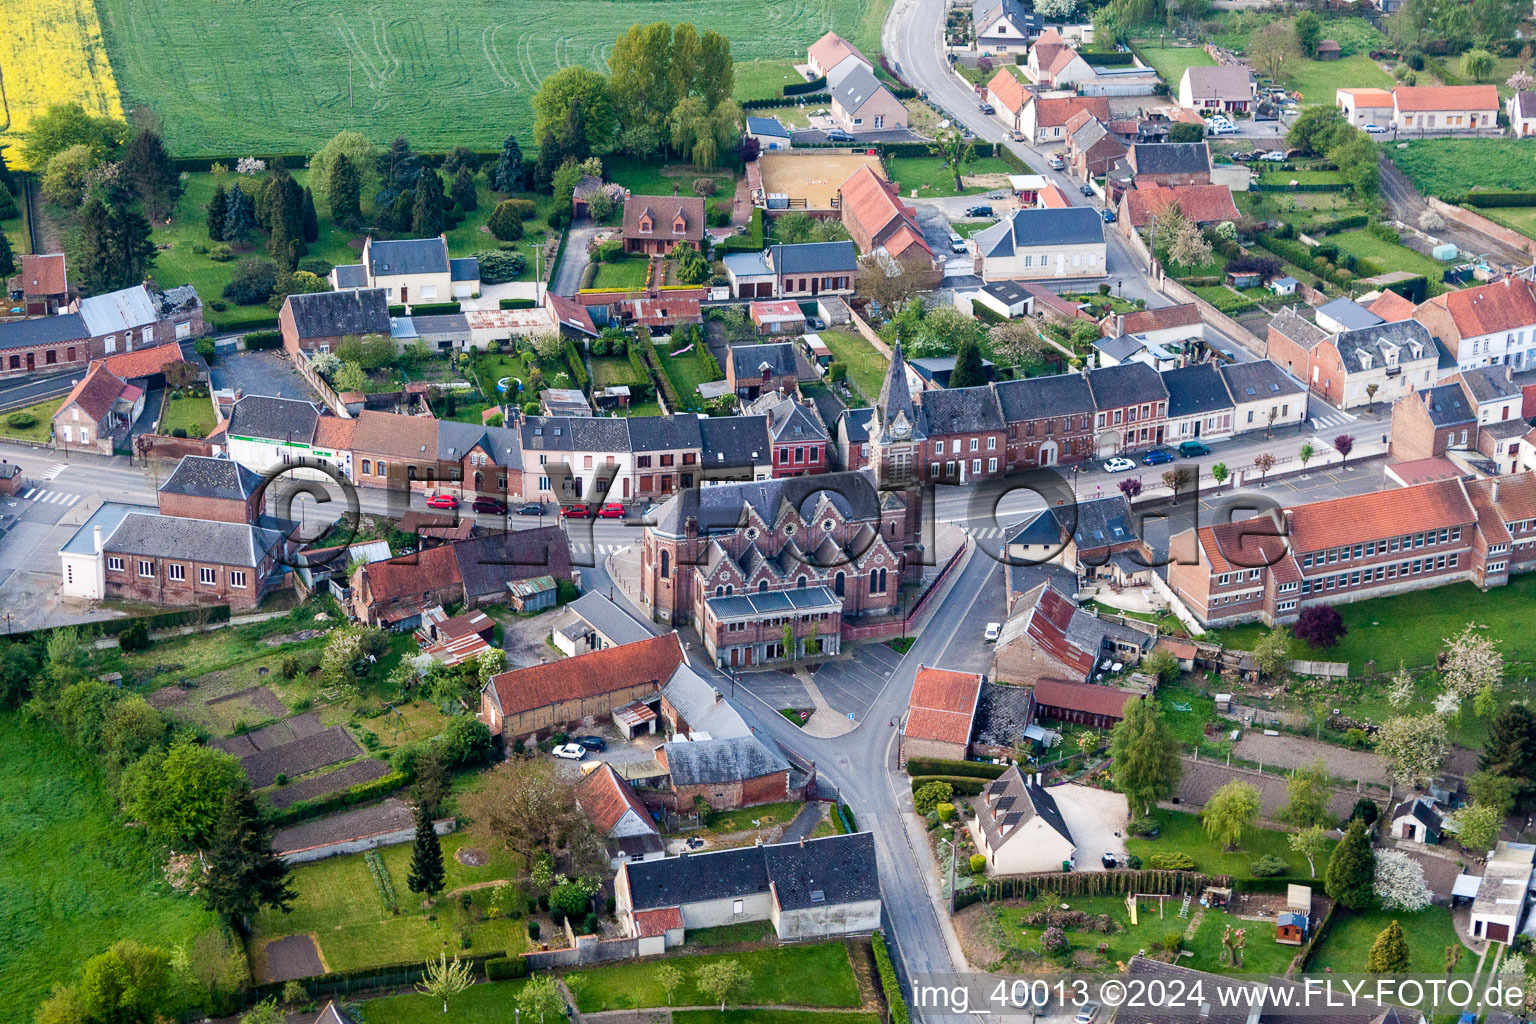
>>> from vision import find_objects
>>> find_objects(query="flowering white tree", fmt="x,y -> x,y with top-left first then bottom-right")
1035,0 -> 1078,17
1509,69 -> 1534,93
1418,209 -> 1445,232
1388,665 -> 1415,710
1433,690 -> 1462,719
1442,625 -> 1503,697
1374,850 -> 1433,912
236,156 -> 268,175
1375,714 -> 1449,790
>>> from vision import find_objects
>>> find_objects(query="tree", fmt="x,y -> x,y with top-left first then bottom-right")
201,784 -> 296,930
1289,824 -> 1329,879
1509,67 -> 1535,92
493,133 -> 526,193
224,182 -> 255,241
931,127 -> 977,192
379,136 -> 422,191
1169,220 -> 1213,270
463,757 -> 598,867
1166,122 -> 1205,145
990,320 -> 1043,368
1211,462 -> 1229,490
1480,704 -> 1536,810
1142,649 -> 1180,684
42,144 -> 97,208
120,738 -> 245,848
915,780 -> 954,816
329,152 -> 362,225
515,973 -> 566,1022
1118,477 -> 1142,500
451,166 -> 479,213
533,67 -> 617,155
1251,628 -> 1292,679
413,169 -> 448,236
300,187 -> 319,243
1108,697 -> 1181,817
949,338 -> 987,389
120,129 -> 183,219
1333,433 -> 1354,467
21,101 -> 128,168
407,802 -> 447,903
696,958 -> 752,1010
1281,760 -> 1334,829
417,948 -> 474,1014
1366,920 -> 1410,973
487,200 -> 526,241
1249,21 -> 1298,82
1294,11 -> 1322,55
1293,605 -> 1346,650
0,231 -> 13,281
1036,0 -> 1079,16
70,940 -> 175,1024
1462,48 -> 1496,81
1453,801 -> 1504,854
855,249 -> 930,313
1297,442 -> 1316,475
262,168 -> 306,268
1325,818 -> 1377,909
1253,451 -> 1277,485
320,626 -> 387,690
311,131 -> 378,208
1202,780 -> 1260,850
1375,849 -> 1432,911
1441,625 -> 1502,698
658,963 -> 683,1005
1376,714 -> 1449,790
1162,467 -> 1193,504
222,256 -> 281,305
206,184 -> 229,242
1287,106 -> 1348,156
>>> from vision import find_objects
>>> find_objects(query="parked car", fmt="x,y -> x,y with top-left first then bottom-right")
1363,123 -> 1388,134
574,735 -> 607,751
561,503 -> 591,518
949,232 -> 967,254
979,102 -> 995,115
806,316 -> 827,331
1079,184 -> 1095,196
1208,123 -> 1239,136
1259,150 -> 1287,162
425,493 -> 459,510
1142,448 -> 1175,465
553,743 -> 587,760
984,621 -> 1002,642
963,204 -> 993,217
1048,154 -> 1065,170
1100,208 -> 1116,223
598,502 -> 626,518
826,128 -> 855,143
1177,439 -> 1211,458
1076,1002 -> 1100,1024
472,496 -> 507,514
1103,457 -> 1136,473
1101,852 -> 1118,869
517,503 -> 546,516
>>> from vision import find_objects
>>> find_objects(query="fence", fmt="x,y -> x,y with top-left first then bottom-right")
954,869 -> 1229,910
291,349 -> 351,418
1286,659 -> 1348,678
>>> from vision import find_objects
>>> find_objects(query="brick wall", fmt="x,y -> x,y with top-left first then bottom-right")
157,491 -> 260,524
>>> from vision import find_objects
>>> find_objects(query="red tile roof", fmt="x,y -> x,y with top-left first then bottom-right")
312,416 -> 357,451
1394,85 -> 1499,112
841,165 -> 933,261
632,906 -> 683,936
1047,47 -> 1083,77
905,666 -> 982,744
20,254 -> 67,295
1031,679 -> 1139,720
1423,277 -> 1536,338
1030,95 -> 1112,129
1121,185 -> 1239,228
1467,472 -> 1536,527
1196,515 -> 1289,574
1037,186 -> 1072,209
487,633 -> 685,717
352,409 -> 437,459
58,362 -> 129,423
363,543 -> 463,604
575,762 -> 657,837
1117,303 -> 1201,334
986,68 -> 1029,114
809,31 -> 870,74
1339,88 -> 1394,107
1368,289 -> 1417,323
1285,477 -> 1476,553
101,343 -> 185,381
623,196 -> 707,244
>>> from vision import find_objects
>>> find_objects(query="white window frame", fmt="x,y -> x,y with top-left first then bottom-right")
138,560 -> 154,578
199,567 -> 217,585
168,564 -> 186,582
107,556 -> 123,572
229,570 -> 248,589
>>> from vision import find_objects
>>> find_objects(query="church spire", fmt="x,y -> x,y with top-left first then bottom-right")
877,340 -> 920,444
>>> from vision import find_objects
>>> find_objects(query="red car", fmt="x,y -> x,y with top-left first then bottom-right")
425,493 -> 459,510
598,503 -> 626,519
561,503 -> 591,518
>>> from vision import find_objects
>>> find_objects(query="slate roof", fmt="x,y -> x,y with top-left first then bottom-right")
1085,361 -> 1168,408
1330,318 -> 1431,374
650,469 -> 878,536
366,237 -> 450,277
1129,142 -> 1210,176
160,455 -> 262,501
839,407 -> 876,444
452,526 -> 571,598
754,395 -> 828,444
970,681 -> 1036,750
730,342 -> 799,378
663,735 -> 789,786
1459,365 -> 1522,403
707,587 -> 841,620
1219,358 -> 1306,402
994,372 -> 1095,421
1009,508 -> 1063,546
746,116 -> 792,139
1267,306 -> 1329,351
623,832 -> 879,912
697,415 -> 772,470
975,207 -> 1105,258
977,765 -> 1074,849
1162,363 -> 1234,418
973,0 -> 1036,34
521,415 -> 631,452
1418,384 -> 1475,427
770,240 -> 858,275
435,420 -> 523,467
831,64 -> 892,116
567,591 -> 656,647
1063,494 -> 1136,551
627,413 -> 704,452
103,511 -> 287,567
0,311 -> 89,351
333,264 -> 367,289
981,280 -> 1032,308
921,385 -> 1004,434
1094,335 -> 1144,362
286,289 -> 391,340
1316,296 -> 1384,332
1391,795 -> 1442,830
449,257 -> 479,281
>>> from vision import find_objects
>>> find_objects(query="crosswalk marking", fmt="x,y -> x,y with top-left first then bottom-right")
1309,411 -> 1357,431
566,543 -> 625,555
21,488 -> 79,505
40,464 -> 68,481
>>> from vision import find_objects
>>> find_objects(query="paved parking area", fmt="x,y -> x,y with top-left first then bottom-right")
811,642 -> 905,721
1047,784 -> 1130,871
210,349 -> 320,402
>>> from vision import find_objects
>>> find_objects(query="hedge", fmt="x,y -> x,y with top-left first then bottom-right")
909,774 -> 988,796
996,146 -> 1033,175
243,330 -> 283,350
1084,51 -> 1137,66
953,868 -> 1228,911
564,338 -> 589,394
500,298 -> 537,310
387,304 -> 408,316
266,770 -> 412,827
1305,213 -> 1370,236
1459,190 -> 1536,208
409,301 -> 461,315
879,141 -> 942,158
636,332 -> 682,409
873,933 -> 910,1024
971,302 -> 1005,324
838,803 -> 858,832
784,75 -> 828,96
904,757 -> 1009,780
720,207 -> 764,251
742,93 -> 829,110
547,229 -> 569,288
485,955 -> 528,980
1251,181 -> 1349,193
1384,274 -> 1428,304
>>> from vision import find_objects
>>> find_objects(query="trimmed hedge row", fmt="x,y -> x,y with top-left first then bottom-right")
1084,51 -> 1137,66
564,338 -> 590,394
742,93 -> 829,110
784,75 -> 828,96
720,207 -> 764,251
243,330 -> 283,350
873,933 -> 910,1024
266,769 -> 411,827
485,955 -> 529,980
1251,181 -> 1349,194
1459,190 -> 1536,208
409,301 -> 462,315
1305,213 -> 1370,236
910,774 -> 988,796
500,298 -> 537,310
904,757 -> 1009,780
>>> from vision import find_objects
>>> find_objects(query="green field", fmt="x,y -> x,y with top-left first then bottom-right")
1389,139 -> 1536,198
362,978 -> 529,1024
1327,229 -> 1449,283
1125,810 -> 1333,880
735,60 -> 810,101
0,397 -> 62,442
1132,43 -> 1215,86
566,943 -> 861,1011
0,715 -> 220,1013
1306,907 -> 1474,976
158,391 -> 217,438
95,0 -> 889,156
1482,205 -> 1536,241
654,338 -> 719,409
887,156 -> 1018,198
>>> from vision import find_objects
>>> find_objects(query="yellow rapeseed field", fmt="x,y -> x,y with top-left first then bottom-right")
0,0 -> 124,168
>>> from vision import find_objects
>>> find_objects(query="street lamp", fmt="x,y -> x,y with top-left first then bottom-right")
936,835 -> 957,915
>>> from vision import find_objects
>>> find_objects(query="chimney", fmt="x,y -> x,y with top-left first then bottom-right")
1507,364 -> 1514,382
1492,479 -> 1500,503
93,525 -> 104,554
799,835 -> 806,848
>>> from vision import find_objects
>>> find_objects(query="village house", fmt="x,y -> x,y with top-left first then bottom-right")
1220,359 -> 1307,435
1266,307 -> 1438,409
1413,276 -> 1536,371
1101,303 -> 1204,349
1177,65 -> 1255,112
1162,362 -> 1236,445
807,31 -> 874,86
1019,94 -> 1112,145
900,666 -> 985,764
14,253 -> 68,315
1126,143 -> 1212,187
971,766 -> 1078,873
972,0 -> 1039,54
984,68 -> 1031,137
280,288 -> 390,357
1509,91 -> 1536,136
1065,114 -> 1128,181
1391,84 -> 1499,132
1388,383 -> 1478,464
349,408 -> 442,493
993,581 -> 1151,687
575,762 -> 664,868
224,394 -> 349,480
749,300 -> 807,337
157,455 -> 265,524
994,372 -> 1097,469
520,415 -> 634,503
1469,842 -> 1535,943
723,241 -> 858,300
1336,88 -> 1395,128
622,196 -> 707,256
51,362 -> 144,454
615,832 -> 881,953
830,65 -> 908,134
1116,184 -> 1238,235
748,391 -> 831,478
0,281 -> 203,380
1086,361 -> 1169,454
1389,796 -> 1442,844
728,341 -> 801,399
971,207 -> 1107,282
839,165 -> 936,263
657,734 -> 793,810
329,235 -> 479,303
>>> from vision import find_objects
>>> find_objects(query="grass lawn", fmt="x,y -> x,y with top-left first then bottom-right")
605,157 -> 736,199
1306,906 -> 1474,975
3,209 -> 26,264
1389,139 -> 1536,198
590,257 -> 651,291
685,921 -> 776,947
158,390 -> 216,438
1190,284 -> 1259,316
566,943 -> 861,1011
819,329 -> 889,404
1156,682 -> 1220,748
1133,43 -> 1215,85
1328,229 -> 1449,284
696,799 -> 807,835
1480,205 -> 1536,241
249,832 -> 526,977
1280,54 -> 1393,106
0,715 -> 220,1011
1125,810 -> 1333,880
361,978 -> 529,1024
675,1013 -> 881,1024
735,59 -> 807,102
888,156 -> 1018,198
654,339 -> 719,410
1255,170 -> 1347,187
0,397 -> 62,442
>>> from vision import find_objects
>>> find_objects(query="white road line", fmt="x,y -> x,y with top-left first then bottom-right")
21,488 -> 35,499
41,464 -> 68,480
64,494 -> 80,506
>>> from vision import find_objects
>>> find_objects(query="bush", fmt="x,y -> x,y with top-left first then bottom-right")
582,912 -> 600,934
5,411 -> 37,430
968,853 -> 987,874
693,177 -> 718,197
903,758 -> 1008,780
936,802 -> 956,822
914,781 -> 954,816
527,921 -> 540,940
486,955 -> 528,981
1127,816 -> 1160,837
487,200 -> 525,241
208,244 -> 234,262
1250,855 -> 1289,877
872,933 -> 910,1024
476,249 -> 527,285
118,619 -> 152,652
223,258 -> 281,305
1148,852 -> 1197,870
244,330 -> 283,351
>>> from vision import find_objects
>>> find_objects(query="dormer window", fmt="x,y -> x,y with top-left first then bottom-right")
1409,341 -> 1424,359
639,212 -> 654,234
673,215 -> 687,234
1358,351 -> 1372,370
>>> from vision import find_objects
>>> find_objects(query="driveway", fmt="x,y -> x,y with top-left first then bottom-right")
792,128 -> 930,144
209,349 -> 319,402
1051,784 -> 1130,871
552,220 -> 602,296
